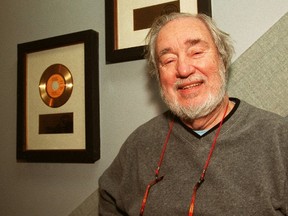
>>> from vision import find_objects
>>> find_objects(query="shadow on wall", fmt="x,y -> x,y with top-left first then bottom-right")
144,64 -> 168,114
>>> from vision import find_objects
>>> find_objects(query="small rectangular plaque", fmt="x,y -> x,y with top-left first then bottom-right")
39,113 -> 73,134
133,1 -> 180,31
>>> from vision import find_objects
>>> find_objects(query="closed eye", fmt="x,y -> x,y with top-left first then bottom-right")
164,59 -> 174,65
189,50 -> 205,58
194,51 -> 204,56
159,55 -> 177,67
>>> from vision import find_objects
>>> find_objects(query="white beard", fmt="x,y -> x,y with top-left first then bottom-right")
160,65 -> 227,121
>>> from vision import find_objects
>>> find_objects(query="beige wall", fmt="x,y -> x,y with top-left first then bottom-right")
0,0 -> 287,215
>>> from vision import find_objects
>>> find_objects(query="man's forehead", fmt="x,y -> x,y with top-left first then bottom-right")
156,18 -> 212,51
158,39 -> 208,57
157,17 -> 211,42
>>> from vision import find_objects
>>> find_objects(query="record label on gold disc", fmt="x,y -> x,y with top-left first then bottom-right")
39,64 -> 73,108
46,74 -> 66,98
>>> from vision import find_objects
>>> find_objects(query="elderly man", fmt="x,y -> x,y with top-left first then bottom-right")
99,13 -> 288,215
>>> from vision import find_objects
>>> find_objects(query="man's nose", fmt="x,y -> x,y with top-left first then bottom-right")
176,57 -> 195,78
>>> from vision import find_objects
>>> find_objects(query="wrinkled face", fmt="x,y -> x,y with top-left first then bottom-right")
156,17 -> 226,120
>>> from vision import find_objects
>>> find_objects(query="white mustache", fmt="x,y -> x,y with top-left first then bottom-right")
175,74 -> 206,88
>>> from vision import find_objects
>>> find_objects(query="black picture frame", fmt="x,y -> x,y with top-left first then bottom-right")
105,0 -> 212,64
17,30 -> 100,163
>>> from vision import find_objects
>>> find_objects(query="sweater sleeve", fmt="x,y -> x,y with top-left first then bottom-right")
98,151 -> 129,216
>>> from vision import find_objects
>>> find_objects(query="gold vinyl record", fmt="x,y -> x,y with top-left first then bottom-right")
39,64 -> 73,108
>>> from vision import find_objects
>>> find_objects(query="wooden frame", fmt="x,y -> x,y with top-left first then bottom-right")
105,0 -> 212,64
17,30 -> 100,163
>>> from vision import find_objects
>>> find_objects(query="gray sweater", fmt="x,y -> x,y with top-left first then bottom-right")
99,99 -> 288,215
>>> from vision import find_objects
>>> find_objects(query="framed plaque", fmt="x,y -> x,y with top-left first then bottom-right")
105,0 -> 212,64
17,30 -> 100,163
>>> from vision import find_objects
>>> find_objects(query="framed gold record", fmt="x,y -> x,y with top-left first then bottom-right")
17,30 -> 100,163
39,63 -> 73,108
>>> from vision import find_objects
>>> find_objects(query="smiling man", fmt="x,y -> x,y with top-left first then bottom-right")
155,16 -> 231,130
99,13 -> 288,216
